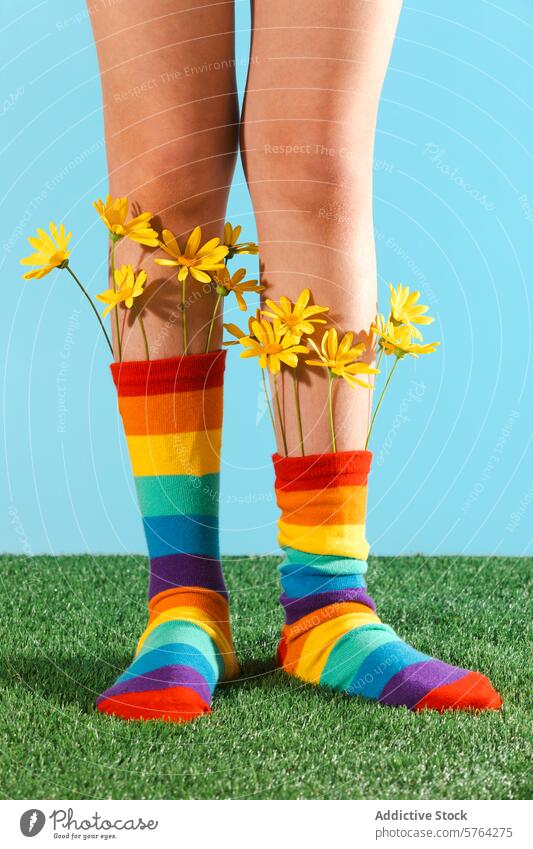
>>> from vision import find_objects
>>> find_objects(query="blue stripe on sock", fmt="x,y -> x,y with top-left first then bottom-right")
347,640 -> 430,700
143,514 -> 219,559
280,572 -> 367,599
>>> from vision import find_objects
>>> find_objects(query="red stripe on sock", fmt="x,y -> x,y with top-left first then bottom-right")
111,350 -> 226,396
414,671 -> 503,713
97,686 -> 211,722
273,450 -> 372,492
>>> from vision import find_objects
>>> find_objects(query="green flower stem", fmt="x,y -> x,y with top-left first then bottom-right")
292,370 -> 305,456
327,369 -> 336,453
136,312 -> 150,361
205,293 -> 222,354
274,375 -> 288,456
64,265 -> 113,356
120,306 -> 127,342
181,276 -> 188,355
109,238 -> 122,361
261,368 -> 276,435
365,355 -> 400,450
375,346 -> 384,374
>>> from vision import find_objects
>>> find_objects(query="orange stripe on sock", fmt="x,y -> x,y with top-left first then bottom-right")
117,387 -> 223,435
276,484 -> 368,526
148,586 -> 229,624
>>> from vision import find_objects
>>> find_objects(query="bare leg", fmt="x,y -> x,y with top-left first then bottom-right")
89,0 -> 238,358
241,0 -> 402,453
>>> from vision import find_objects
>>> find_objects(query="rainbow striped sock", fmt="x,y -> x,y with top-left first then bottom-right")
97,350 -> 238,722
274,451 -> 502,712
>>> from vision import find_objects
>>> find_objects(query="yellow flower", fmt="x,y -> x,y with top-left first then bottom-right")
155,226 -> 228,283
239,318 -> 308,374
389,283 -> 433,340
306,328 -> 378,388
95,288 -> 127,318
261,289 -> 329,342
213,267 -> 265,311
372,314 -> 439,358
223,222 -> 259,258
223,311 -> 260,346
20,222 -> 72,279
223,323 -> 246,346
93,195 -> 159,246
96,264 -> 147,316
114,264 -> 147,308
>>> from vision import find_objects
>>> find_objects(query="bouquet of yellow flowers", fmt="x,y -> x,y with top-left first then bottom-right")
224,284 -> 439,454
20,199 -> 260,360
20,197 -> 438,452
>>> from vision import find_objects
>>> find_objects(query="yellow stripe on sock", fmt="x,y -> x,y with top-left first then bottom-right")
278,519 -> 370,560
126,429 -> 222,477
135,605 -> 239,679
295,611 -> 381,682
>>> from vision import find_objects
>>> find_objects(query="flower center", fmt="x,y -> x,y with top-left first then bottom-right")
109,221 -> 126,234
283,314 -> 300,327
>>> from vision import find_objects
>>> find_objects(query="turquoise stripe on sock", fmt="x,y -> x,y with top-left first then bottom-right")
137,621 -> 223,677
118,643 -> 217,690
320,624 -> 397,690
348,640 -> 430,700
281,547 -> 368,575
135,473 -> 219,517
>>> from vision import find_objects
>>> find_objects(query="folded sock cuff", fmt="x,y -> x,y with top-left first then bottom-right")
273,451 -> 372,560
110,350 -> 226,395
273,450 -> 372,491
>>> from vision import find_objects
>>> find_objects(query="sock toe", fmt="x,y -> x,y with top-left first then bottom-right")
414,671 -> 502,713
97,686 -> 211,722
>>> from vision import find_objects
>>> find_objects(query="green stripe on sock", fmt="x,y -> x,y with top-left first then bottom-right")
282,546 -> 368,575
135,473 -> 220,517
320,623 -> 397,689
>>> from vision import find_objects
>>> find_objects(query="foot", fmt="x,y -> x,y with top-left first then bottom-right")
97,589 -> 239,722
277,554 -> 502,713
273,451 -> 502,713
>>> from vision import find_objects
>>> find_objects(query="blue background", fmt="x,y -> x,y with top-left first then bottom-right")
1,0 -> 531,558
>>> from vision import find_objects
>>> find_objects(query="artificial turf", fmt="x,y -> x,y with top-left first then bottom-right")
0,554 -> 531,800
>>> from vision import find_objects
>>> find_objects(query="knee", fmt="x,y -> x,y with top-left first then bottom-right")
107,87 -> 239,222
241,89 -> 375,209
109,125 -> 238,230
241,113 -> 373,214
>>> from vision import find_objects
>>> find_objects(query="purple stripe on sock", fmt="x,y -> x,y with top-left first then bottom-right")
280,589 -> 376,625
96,664 -> 211,705
378,659 -> 469,709
148,553 -> 227,600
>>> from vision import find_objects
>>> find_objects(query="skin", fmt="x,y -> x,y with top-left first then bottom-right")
88,0 -> 239,357
89,0 -> 402,451
241,0 -> 402,453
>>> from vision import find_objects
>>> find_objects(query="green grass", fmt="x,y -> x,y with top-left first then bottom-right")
0,554 -> 531,799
